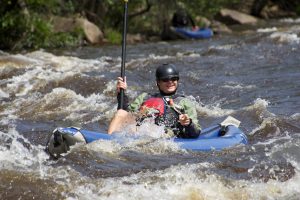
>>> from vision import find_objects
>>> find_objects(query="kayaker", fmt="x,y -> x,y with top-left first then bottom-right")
107,63 -> 201,138
172,9 -> 199,31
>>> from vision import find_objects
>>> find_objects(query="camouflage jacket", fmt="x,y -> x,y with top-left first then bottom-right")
118,92 -> 201,138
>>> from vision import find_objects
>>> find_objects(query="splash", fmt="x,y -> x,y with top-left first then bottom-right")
280,18 -> 300,23
252,98 -> 269,109
12,88 -> 111,122
1,51 -> 110,97
248,117 -> 280,136
208,44 -> 237,51
65,163 -> 300,200
244,98 -> 272,119
270,32 -> 300,44
291,113 -> 300,121
257,27 -> 278,33
84,120 -> 182,156
0,88 -> 9,99
0,129 -> 49,176
26,51 -> 108,72
196,102 -> 235,118
221,82 -> 256,90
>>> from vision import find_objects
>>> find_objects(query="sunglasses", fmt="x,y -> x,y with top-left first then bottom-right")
160,77 -> 179,82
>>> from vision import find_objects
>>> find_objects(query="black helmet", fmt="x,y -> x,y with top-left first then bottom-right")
155,63 -> 179,80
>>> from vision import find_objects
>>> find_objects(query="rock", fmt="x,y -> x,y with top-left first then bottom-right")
52,16 -> 104,44
126,34 -> 145,44
76,18 -> 104,44
52,17 -> 75,33
195,16 -> 211,28
229,0 -> 263,16
260,4 -> 296,19
251,0 -> 269,16
211,20 -> 232,34
216,8 -> 258,25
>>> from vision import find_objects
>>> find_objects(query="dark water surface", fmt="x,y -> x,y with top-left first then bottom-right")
1,21 -> 300,199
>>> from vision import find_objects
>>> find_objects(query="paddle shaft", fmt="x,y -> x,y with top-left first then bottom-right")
119,0 -> 128,109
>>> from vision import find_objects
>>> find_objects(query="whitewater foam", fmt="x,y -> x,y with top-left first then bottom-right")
270,32 -> 300,44
0,129 -> 49,176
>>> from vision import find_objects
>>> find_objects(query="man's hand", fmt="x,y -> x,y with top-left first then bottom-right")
116,77 -> 127,93
179,114 -> 191,126
192,26 -> 199,31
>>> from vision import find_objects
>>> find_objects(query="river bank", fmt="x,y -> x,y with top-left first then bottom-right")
1,0 -> 300,51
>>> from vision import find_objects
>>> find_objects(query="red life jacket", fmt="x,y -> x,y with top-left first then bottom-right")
140,97 -> 165,116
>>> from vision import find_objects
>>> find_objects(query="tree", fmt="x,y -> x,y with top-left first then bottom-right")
0,0 -> 82,50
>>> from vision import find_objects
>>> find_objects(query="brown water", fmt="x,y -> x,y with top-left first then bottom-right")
0,20 -> 300,199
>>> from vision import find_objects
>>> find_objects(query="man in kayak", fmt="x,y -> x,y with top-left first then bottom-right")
172,9 -> 199,31
107,63 -> 201,138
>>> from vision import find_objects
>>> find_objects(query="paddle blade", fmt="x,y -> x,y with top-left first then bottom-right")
220,116 -> 241,127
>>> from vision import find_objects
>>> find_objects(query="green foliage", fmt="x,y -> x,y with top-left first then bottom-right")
0,0 -> 82,50
103,0 -> 240,35
296,5 -> 300,15
20,15 -> 83,49
175,0 -> 226,18
0,0 -> 247,50
105,28 -> 122,44
0,9 -> 27,49
100,0 -> 238,36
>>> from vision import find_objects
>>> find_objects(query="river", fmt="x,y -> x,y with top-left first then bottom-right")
1,19 -> 300,199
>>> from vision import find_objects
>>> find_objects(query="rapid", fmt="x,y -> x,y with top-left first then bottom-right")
0,19 -> 300,199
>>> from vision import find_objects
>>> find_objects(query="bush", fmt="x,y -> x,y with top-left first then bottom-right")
0,0 -> 82,50
105,28 -> 122,44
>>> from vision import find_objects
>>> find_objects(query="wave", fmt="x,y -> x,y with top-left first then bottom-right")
11,88 -> 111,123
270,32 -> 300,44
0,129 -> 48,173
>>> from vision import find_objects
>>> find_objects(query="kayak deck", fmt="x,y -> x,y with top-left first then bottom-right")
46,124 -> 248,158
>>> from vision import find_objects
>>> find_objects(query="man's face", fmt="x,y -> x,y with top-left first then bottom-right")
157,77 -> 178,94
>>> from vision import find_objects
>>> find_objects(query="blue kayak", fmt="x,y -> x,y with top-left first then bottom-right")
172,27 -> 213,39
46,120 -> 248,158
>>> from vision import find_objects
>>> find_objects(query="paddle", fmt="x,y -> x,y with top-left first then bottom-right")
119,0 -> 129,110
220,116 -> 241,127
219,116 -> 241,136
